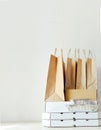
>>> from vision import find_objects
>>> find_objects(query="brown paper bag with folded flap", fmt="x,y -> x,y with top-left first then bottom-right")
65,49 -> 76,89
76,49 -> 86,89
87,50 -> 97,89
45,49 -> 65,101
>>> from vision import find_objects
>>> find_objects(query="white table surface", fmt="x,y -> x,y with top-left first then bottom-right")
0,122 -> 101,130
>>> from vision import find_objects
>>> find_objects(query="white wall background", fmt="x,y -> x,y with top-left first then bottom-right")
0,0 -> 101,122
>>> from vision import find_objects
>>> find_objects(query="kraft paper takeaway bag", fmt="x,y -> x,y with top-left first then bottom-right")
86,50 -> 97,89
45,49 -> 65,101
65,49 -> 76,89
76,49 -> 86,89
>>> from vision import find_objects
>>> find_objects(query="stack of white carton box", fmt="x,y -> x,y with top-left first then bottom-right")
42,101 -> 101,127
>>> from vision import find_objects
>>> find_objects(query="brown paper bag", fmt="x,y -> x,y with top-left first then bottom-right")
45,49 -> 65,101
65,49 -> 76,89
87,50 -> 97,89
76,49 -> 86,89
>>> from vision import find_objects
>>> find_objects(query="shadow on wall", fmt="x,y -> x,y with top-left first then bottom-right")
97,67 -> 101,108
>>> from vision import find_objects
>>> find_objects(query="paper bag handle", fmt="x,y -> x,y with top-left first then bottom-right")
67,48 -> 71,57
88,49 -> 93,58
90,50 -> 96,59
54,48 -> 63,57
75,48 -> 76,58
78,48 -> 80,58
54,48 -> 57,56
83,49 -> 86,58
61,48 -> 63,57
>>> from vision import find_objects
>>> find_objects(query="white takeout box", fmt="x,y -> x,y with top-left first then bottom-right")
42,112 -> 101,120
42,119 -> 101,127
45,101 -> 98,112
